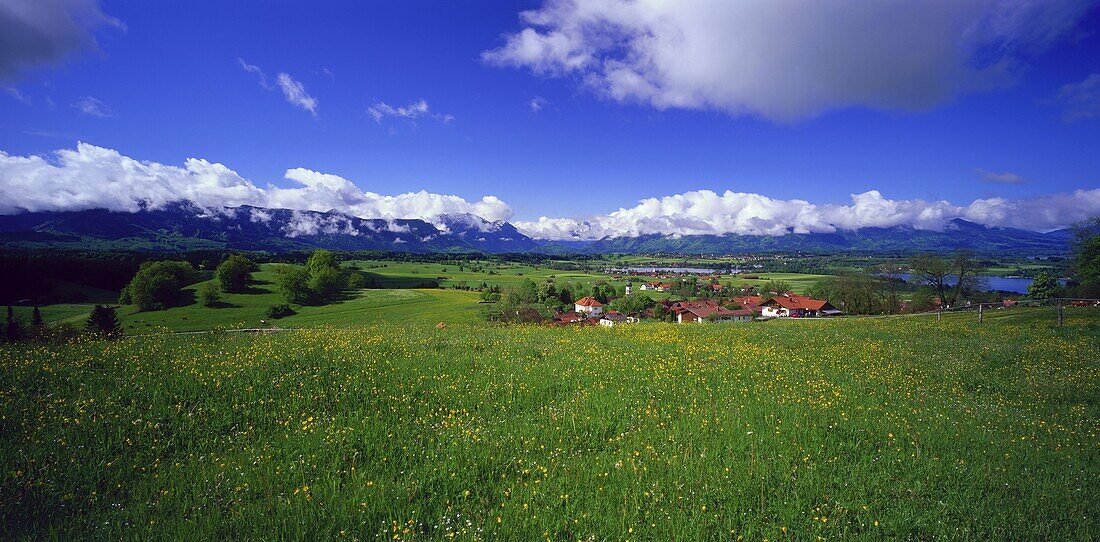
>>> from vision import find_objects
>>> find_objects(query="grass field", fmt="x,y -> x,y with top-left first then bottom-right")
2,312 -> 1097,540
7,263 -> 834,332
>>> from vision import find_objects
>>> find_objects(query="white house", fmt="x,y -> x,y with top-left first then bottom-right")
574,296 -> 604,316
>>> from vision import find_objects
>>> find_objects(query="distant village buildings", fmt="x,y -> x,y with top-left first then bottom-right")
552,290 -> 839,326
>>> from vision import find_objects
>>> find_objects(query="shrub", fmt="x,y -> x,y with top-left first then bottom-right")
266,304 -> 296,319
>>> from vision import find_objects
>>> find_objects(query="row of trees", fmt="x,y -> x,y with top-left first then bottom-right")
118,255 -> 259,311
3,304 -> 121,344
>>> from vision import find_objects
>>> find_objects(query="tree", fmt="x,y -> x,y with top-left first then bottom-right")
910,250 -> 985,308
306,249 -> 338,275
31,306 -> 44,327
653,304 -> 671,322
762,280 -> 792,296
215,254 -> 255,293
910,253 -> 952,308
1027,271 -> 1059,299
558,287 -> 573,306
537,282 -> 558,304
84,305 -> 120,338
276,266 -> 313,304
274,250 -> 348,306
949,250 -> 984,305
506,278 -> 538,306
872,264 -> 905,314
347,272 -> 367,289
5,305 -> 21,343
121,260 -> 197,311
1072,216 -> 1100,295
309,266 -> 346,301
199,282 -> 223,307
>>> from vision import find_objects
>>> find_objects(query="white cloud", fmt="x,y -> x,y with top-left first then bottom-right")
2,143 -> 1096,240
0,0 -> 123,82
237,57 -> 269,88
1056,73 -> 1100,121
275,72 -> 317,116
238,59 -> 318,115
4,86 -> 30,103
368,99 -> 453,123
0,143 -> 513,224
976,169 -> 1027,184
71,95 -> 110,117
484,0 -> 1095,121
514,188 -> 1100,240
529,96 -> 547,112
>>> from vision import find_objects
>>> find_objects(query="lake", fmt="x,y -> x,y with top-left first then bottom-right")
897,273 -> 1063,294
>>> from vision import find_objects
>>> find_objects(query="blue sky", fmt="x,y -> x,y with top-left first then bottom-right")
1,0 -> 1099,239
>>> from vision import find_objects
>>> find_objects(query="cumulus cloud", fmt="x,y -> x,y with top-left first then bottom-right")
0,0 -> 122,82
0,143 -> 513,224
1055,73 -> 1100,121
368,99 -> 453,123
976,169 -> 1027,184
483,0 -> 1096,121
238,59 -> 318,115
514,189 -> 1100,240
71,95 -> 111,117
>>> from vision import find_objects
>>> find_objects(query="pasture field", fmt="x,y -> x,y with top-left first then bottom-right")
7,262 -> 835,332
2,313 -> 1098,540
347,260 -> 830,296
113,265 -> 485,333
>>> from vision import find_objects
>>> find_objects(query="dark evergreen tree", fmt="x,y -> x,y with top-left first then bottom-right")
85,305 -> 121,338
5,305 -> 19,343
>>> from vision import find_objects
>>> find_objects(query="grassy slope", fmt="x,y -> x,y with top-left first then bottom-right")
116,265 -> 485,333
2,313 -> 1098,539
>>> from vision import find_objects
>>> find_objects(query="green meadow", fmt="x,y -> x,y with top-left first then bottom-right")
12,262 -> 832,333
2,312 -> 1098,540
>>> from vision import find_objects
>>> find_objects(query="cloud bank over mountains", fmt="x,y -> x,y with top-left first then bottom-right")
513,189 -> 1100,240
1,143 -> 1098,240
483,0 -> 1096,121
0,143 -> 512,224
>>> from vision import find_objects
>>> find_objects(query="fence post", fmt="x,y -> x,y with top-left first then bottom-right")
978,303 -> 983,324
1058,301 -> 1064,328
937,309 -> 941,322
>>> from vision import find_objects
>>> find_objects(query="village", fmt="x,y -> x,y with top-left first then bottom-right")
553,279 -> 842,326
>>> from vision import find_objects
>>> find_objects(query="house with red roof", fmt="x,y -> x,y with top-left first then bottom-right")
759,294 -> 840,318
552,312 -> 586,325
574,296 -> 604,316
669,299 -> 756,323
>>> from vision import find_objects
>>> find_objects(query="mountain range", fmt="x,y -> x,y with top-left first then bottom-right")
0,201 -> 1074,255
